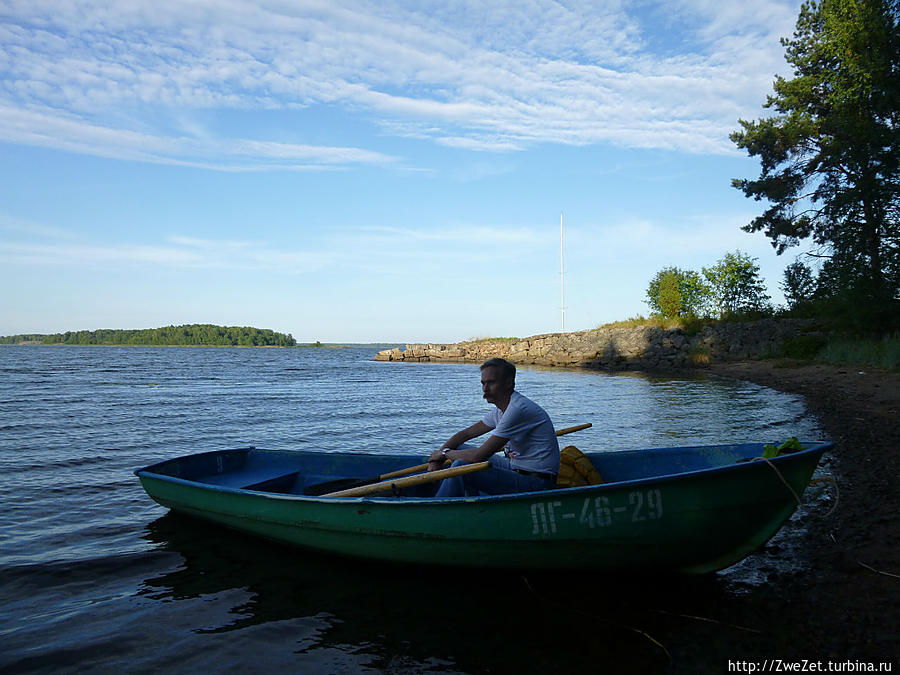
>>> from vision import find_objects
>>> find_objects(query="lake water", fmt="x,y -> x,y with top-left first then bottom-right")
0,346 -> 825,673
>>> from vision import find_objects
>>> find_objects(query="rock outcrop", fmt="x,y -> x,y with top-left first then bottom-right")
375,319 -> 818,370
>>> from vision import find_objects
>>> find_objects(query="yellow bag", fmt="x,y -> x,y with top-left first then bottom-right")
556,445 -> 603,488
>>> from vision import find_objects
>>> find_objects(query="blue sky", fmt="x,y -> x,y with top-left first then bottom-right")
0,0 -> 809,343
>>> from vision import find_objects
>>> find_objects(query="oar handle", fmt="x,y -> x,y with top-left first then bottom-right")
556,423 -> 591,436
379,460 -> 447,480
323,461 -> 490,497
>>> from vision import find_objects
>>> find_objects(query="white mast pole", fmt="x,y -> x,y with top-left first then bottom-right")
560,213 -> 566,333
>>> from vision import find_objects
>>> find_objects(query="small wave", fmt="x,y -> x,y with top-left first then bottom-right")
0,550 -> 179,589
11,454 -> 121,471
45,478 -> 137,495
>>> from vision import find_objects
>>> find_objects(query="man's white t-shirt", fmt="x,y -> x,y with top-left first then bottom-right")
481,390 -> 560,475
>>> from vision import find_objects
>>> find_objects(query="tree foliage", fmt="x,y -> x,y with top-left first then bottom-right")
730,0 -> 900,306
657,271 -> 683,319
782,260 -> 819,307
1,324 -> 297,347
0,334 -> 46,345
703,251 -> 772,317
645,267 -> 710,318
647,253 -> 772,319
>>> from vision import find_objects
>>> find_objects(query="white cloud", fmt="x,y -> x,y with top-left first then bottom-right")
0,104 -> 397,170
0,231 -> 334,272
573,213 -> 781,265
0,0 -> 800,166
0,240 -> 201,267
0,214 -> 80,240
0,221 -> 548,277
351,224 -> 543,245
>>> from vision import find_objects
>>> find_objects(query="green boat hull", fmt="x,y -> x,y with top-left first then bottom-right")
136,442 -> 830,573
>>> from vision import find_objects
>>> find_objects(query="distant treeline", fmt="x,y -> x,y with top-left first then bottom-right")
0,324 -> 297,347
0,334 -> 46,344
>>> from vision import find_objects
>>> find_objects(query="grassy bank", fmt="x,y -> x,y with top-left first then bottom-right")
814,335 -> 900,370
776,334 -> 900,371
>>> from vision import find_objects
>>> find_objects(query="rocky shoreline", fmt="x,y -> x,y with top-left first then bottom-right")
376,319 -> 820,370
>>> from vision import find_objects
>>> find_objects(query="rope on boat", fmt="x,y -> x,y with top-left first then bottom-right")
760,457 -> 803,507
758,458 -> 840,518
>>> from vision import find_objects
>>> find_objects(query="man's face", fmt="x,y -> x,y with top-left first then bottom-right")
481,366 -> 513,404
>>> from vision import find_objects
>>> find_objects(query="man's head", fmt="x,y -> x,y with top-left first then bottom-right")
480,358 -> 516,405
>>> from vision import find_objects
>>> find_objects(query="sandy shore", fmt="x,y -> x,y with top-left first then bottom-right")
676,360 -> 900,668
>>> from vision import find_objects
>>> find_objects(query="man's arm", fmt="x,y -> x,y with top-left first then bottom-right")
428,421 -> 508,469
446,434 -> 508,463
440,421 -> 492,451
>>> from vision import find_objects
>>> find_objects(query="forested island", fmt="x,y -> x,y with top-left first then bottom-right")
0,324 -> 297,347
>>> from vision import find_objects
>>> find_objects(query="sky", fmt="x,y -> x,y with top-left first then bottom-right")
0,0 -> 812,343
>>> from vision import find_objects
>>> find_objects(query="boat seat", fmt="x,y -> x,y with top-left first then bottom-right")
242,472 -> 300,493
198,468 -> 299,489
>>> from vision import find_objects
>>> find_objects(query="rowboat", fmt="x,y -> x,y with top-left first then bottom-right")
134,440 -> 831,573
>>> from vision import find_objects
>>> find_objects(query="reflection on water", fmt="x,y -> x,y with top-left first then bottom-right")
138,512 -> 680,673
134,509 -> 819,674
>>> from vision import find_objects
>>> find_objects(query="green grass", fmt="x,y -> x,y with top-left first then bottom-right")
689,345 -> 711,365
814,336 -> 900,371
595,314 -> 714,336
465,336 -> 520,343
597,315 -> 679,330
779,335 -> 830,360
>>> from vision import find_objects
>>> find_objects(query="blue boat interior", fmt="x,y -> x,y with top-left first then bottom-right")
136,441 -> 831,497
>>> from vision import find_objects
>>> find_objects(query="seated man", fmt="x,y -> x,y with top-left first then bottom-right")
428,357 -> 560,497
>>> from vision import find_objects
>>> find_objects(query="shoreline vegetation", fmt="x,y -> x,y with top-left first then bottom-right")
0,324 -> 298,348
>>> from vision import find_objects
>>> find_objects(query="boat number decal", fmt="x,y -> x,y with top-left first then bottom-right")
216,456 -> 224,473
629,489 -> 664,523
531,489 -> 663,535
531,501 -> 561,535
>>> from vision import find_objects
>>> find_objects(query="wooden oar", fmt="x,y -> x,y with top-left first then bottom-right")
556,422 -> 591,436
302,421 -> 592,496
322,461 -> 491,498
302,459 -> 452,495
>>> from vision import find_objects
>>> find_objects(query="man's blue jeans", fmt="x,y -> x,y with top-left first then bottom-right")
434,455 -> 555,497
